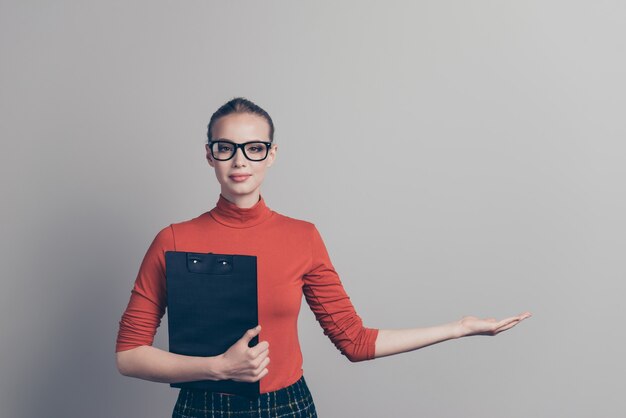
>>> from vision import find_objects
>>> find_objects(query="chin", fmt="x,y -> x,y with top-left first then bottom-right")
224,182 -> 259,195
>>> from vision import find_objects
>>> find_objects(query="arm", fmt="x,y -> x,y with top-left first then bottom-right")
302,224 -> 379,362
115,226 -> 223,383
117,326 -> 270,384
116,227 -> 271,384
373,312 -> 532,359
116,345 -> 226,383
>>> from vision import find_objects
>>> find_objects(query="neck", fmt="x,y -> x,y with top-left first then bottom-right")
209,192 -> 273,228
220,190 -> 261,209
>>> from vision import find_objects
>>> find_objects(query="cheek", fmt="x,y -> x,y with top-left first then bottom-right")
252,167 -> 267,181
215,164 -> 228,175
214,166 -> 229,182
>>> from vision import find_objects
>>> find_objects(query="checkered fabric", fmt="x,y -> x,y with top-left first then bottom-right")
172,375 -> 318,418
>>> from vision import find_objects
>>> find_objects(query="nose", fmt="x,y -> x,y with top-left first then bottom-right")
232,146 -> 247,166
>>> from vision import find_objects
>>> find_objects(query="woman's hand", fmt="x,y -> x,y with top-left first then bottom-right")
218,325 -> 270,382
455,311 -> 532,338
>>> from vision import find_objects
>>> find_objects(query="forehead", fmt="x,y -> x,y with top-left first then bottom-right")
213,113 -> 270,142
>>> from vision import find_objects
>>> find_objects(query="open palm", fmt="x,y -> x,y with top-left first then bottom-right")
458,312 -> 532,337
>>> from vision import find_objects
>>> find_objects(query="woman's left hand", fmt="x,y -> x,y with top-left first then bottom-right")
456,311 -> 532,337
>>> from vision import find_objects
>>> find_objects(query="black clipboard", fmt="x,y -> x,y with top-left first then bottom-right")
165,251 -> 260,400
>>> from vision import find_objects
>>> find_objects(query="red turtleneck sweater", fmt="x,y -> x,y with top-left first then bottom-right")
115,194 -> 379,393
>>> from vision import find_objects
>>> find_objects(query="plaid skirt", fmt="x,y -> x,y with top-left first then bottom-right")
172,375 -> 318,417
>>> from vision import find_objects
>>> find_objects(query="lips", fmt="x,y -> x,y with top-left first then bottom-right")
229,174 -> 251,182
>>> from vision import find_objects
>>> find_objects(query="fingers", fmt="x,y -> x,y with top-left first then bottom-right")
494,319 -> 520,333
492,316 -> 516,329
249,355 -> 270,382
242,325 -> 262,343
255,355 -> 270,373
493,312 -> 532,334
255,367 -> 270,381
249,340 -> 270,357
495,312 -> 531,328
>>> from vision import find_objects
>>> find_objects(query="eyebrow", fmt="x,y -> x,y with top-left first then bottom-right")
213,138 -> 269,143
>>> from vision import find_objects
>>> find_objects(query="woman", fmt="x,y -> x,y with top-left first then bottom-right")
115,97 -> 532,417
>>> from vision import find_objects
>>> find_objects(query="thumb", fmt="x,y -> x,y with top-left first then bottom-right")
241,325 -> 261,343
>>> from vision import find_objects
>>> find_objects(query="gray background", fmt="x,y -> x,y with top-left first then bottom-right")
1,1 -> 624,417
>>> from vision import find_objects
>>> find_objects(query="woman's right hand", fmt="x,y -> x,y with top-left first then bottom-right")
219,325 -> 270,382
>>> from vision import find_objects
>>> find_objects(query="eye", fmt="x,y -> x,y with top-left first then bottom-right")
246,143 -> 266,153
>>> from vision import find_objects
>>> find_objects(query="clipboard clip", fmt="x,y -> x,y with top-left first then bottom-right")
186,252 -> 234,275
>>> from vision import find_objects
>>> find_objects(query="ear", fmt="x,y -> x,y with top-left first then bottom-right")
266,143 -> 278,168
205,144 -> 215,168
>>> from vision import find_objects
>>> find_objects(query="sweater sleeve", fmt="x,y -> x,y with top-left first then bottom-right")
302,224 -> 379,362
115,225 -> 175,353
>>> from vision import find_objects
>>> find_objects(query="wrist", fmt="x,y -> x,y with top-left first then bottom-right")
449,320 -> 465,339
205,354 -> 228,381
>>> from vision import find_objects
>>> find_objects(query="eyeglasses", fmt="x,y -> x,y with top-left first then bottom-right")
207,140 -> 273,161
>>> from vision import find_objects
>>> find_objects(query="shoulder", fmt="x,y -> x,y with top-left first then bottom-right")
147,212 -> 210,248
167,211 -> 212,234
269,211 -> 330,249
270,210 -> 318,235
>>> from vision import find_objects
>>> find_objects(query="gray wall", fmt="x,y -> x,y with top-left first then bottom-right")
1,1 -> 624,417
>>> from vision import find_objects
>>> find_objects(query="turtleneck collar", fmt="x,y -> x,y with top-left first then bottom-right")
209,193 -> 274,228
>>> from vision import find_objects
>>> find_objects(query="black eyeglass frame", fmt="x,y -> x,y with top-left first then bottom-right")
207,140 -> 274,161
